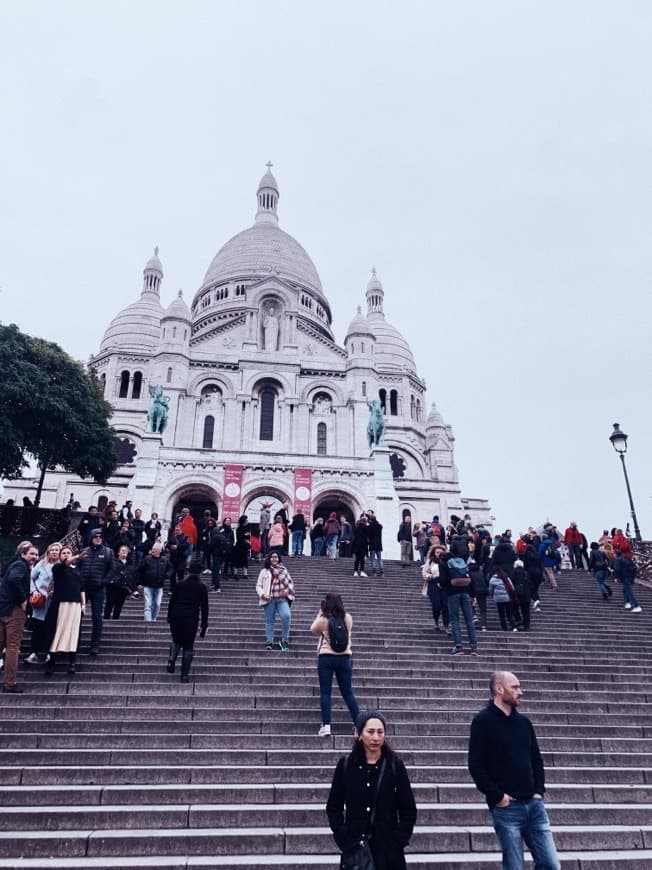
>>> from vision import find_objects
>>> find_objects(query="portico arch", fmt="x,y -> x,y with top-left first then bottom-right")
312,487 -> 362,525
160,478 -> 221,526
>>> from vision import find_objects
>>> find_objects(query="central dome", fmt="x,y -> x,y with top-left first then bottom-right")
203,222 -> 324,297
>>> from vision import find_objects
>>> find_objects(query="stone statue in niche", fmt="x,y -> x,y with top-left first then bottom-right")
313,395 -> 332,415
262,305 -> 280,350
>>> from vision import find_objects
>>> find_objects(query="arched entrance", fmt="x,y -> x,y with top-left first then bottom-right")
171,483 -> 219,528
312,495 -> 356,526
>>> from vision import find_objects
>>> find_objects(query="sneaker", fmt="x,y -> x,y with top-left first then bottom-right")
89,646 -> 98,657
166,661 -> 175,673
265,642 -> 274,651
625,603 -> 632,610
279,640 -> 289,652
24,653 -> 39,664
360,571 -> 368,578
532,601 -> 541,611
318,724 -> 331,737
481,625 -> 487,631
512,627 -> 519,632
353,572 -> 359,577
471,649 -> 479,656
632,606 -> 642,613
450,647 -> 464,656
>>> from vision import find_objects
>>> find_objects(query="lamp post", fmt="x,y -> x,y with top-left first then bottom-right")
609,423 -> 642,542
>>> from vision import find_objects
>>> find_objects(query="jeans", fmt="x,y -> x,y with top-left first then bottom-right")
0,606 -> 26,687
622,579 -> 639,608
569,543 -> 583,570
291,530 -> 304,555
211,557 -> 222,590
143,586 -> 163,621
593,569 -> 609,597
490,798 -> 560,870
448,592 -> 477,649
317,655 -> 359,726
326,534 -> 338,558
369,551 -> 384,574
264,598 -> 291,643
313,537 -> 324,557
86,587 -> 106,648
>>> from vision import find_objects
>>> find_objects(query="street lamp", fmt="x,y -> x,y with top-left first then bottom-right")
609,423 -> 642,542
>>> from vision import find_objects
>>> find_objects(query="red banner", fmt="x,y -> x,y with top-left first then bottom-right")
222,464 -> 243,521
294,468 -> 313,519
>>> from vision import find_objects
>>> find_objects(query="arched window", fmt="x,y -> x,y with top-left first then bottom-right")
416,398 -> 421,421
97,495 -> 108,512
361,380 -> 367,397
118,370 -> 130,398
379,388 -> 387,413
202,415 -> 215,449
259,387 -> 276,441
100,372 -> 106,395
410,394 -> 416,419
317,422 -> 327,455
390,389 -> 398,416
166,367 -> 173,383
132,371 -> 143,399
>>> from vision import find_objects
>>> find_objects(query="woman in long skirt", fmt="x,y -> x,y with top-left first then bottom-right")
45,546 -> 86,675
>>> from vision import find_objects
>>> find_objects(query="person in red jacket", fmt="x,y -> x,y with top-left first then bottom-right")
611,529 -> 633,559
179,508 -> 198,565
563,522 -> 584,570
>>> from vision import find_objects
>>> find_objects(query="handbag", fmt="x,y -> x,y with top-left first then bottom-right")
29,591 -> 46,608
340,758 -> 387,870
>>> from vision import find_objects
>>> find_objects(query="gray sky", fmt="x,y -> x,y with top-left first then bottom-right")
1,0 -> 651,540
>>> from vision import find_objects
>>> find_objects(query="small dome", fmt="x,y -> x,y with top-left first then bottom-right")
163,289 -> 191,322
100,294 -> 164,352
258,167 -> 279,192
367,267 -> 383,293
345,306 -> 375,339
145,245 -> 163,275
426,403 -> 445,428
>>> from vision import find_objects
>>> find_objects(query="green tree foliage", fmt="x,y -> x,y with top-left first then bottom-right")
0,323 -> 118,503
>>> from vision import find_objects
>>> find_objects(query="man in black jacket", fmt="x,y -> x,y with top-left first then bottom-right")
0,542 -> 39,692
468,671 -> 560,869
137,542 -> 171,621
79,529 -> 115,656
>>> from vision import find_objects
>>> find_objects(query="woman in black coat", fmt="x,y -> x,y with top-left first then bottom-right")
327,710 -> 417,870
232,515 -> 251,580
351,517 -> 370,578
166,561 -> 209,683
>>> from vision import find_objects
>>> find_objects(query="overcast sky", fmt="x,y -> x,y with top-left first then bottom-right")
1,1 -> 651,540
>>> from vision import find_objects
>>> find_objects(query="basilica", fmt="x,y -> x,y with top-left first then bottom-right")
14,167 -> 491,539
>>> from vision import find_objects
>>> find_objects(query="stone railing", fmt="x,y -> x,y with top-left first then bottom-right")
633,541 -> 652,585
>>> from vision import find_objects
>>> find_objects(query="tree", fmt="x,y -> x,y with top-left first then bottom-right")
0,323 -> 118,505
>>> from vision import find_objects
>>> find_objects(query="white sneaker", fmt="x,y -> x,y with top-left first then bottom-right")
360,571 -> 368,577
24,653 -> 39,664
625,603 -> 632,610
632,606 -> 642,613
353,572 -> 359,577
318,724 -> 331,737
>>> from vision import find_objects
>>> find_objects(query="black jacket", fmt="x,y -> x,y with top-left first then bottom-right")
79,544 -> 115,591
468,701 -> 545,807
0,556 -> 30,617
138,554 -> 172,588
352,523 -> 370,556
327,749 -> 417,870
167,576 -> 209,631
491,542 -> 516,576
367,519 -> 383,551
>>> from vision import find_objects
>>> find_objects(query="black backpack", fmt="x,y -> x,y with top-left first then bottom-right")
328,615 -> 349,652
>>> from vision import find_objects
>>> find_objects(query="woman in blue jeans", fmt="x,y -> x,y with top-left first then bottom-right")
256,552 -> 294,651
310,592 -> 360,737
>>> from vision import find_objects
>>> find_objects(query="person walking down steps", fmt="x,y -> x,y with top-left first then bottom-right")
166,561 -> 209,683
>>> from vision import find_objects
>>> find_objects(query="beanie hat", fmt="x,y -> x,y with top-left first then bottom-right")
90,528 -> 103,537
355,709 -> 387,735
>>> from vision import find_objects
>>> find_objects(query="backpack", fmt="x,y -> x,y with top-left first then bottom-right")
544,543 -> 557,560
327,615 -> 349,652
448,556 -> 471,587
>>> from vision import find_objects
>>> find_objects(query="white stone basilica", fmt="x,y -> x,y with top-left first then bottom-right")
17,167 -> 491,542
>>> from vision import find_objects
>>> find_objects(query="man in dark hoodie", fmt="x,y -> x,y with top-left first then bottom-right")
0,542 -> 39,693
79,529 -> 115,656
468,671 -> 560,869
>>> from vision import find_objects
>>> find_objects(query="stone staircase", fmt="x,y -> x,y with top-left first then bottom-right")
1,558 -> 652,868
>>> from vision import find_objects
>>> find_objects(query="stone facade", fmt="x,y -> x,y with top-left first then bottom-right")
5,167 -> 491,543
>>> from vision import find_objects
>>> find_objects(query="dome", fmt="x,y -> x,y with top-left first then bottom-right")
345,305 -> 375,339
258,168 -> 279,192
100,293 -> 164,352
200,221 -> 328,308
368,316 -> 416,372
163,289 -> 191,322
145,246 -> 163,275
426,403 -> 445,429
367,267 -> 383,293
